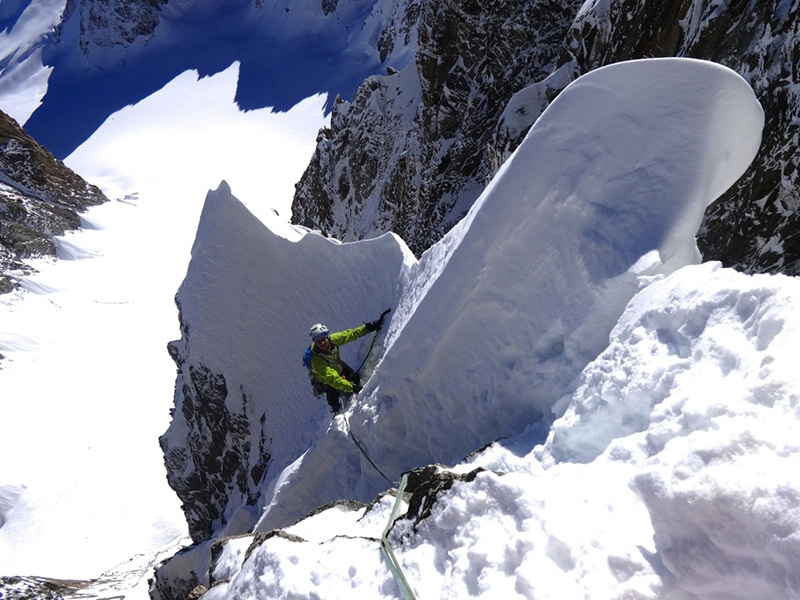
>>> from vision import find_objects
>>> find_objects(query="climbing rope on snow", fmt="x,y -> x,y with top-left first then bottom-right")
343,420 -> 417,598
355,330 -> 380,374
355,308 -> 391,374
342,416 -> 394,485
349,430 -> 394,485
381,472 -> 418,600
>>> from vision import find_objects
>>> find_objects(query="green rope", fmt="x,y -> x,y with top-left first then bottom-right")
381,473 -> 418,600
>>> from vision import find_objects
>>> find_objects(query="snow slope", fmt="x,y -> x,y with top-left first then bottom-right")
205,262 -> 800,600
0,61 -> 327,594
0,0 -> 63,123
155,58 -> 777,599
249,57 -> 764,529
0,0 -> 394,157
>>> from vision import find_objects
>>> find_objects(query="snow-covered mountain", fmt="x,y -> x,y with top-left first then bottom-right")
0,58 -> 330,598
291,0 -> 583,255
292,0 -> 800,273
2,1 -> 800,599
149,58 -> 795,600
1,0 -> 392,158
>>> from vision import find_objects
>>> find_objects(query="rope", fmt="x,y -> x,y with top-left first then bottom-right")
381,472 -> 418,600
355,330 -> 379,374
343,417 -> 394,484
355,308 -> 390,374
340,420 -> 417,597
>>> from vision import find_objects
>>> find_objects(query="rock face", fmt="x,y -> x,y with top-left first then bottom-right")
0,111 -> 107,293
291,0 -> 583,256
560,0 -> 800,275
292,0 -> 800,276
161,320 -> 271,544
59,0 -> 168,59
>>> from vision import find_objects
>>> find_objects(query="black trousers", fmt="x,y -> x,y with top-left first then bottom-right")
324,362 -> 360,413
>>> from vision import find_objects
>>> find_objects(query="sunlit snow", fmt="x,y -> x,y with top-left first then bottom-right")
0,61 -> 328,593
150,58 -> 800,600
1,16 -> 798,596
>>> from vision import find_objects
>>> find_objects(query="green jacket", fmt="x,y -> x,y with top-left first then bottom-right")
309,325 -> 370,392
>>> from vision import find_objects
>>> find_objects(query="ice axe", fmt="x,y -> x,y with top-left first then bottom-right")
356,308 -> 391,374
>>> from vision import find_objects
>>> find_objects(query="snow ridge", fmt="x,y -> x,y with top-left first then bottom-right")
155,58 -> 768,599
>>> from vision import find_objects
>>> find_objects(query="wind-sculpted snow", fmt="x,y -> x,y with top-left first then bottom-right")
158,58 -> 764,596
163,265 -> 800,599
250,58 -> 763,530
457,263 -> 800,599
161,182 -> 413,542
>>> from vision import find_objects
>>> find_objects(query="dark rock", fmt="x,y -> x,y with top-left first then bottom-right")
291,0 -> 582,257
0,575 -> 92,600
292,0 -> 800,277
559,0 -> 800,275
161,300 -> 273,544
0,110 -> 108,293
149,548 -> 201,600
400,465 -> 485,530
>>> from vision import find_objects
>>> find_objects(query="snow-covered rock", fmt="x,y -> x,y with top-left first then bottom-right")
159,180 -> 412,544
157,263 -> 800,600
291,0 -> 583,255
3,0 -> 392,158
561,0 -> 800,277
154,57 -> 765,598
293,0 -> 800,278
0,110 -> 107,293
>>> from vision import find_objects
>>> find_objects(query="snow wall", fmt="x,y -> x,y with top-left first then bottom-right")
161,58 -> 764,541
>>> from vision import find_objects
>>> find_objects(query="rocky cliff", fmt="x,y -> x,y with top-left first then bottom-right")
562,0 -> 800,275
58,0 -> 167,60
0,111 -> 107,294
291,0 -> 583,256
292,0 -> 800,276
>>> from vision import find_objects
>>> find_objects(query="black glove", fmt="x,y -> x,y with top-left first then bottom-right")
352,383 -> 362,394
364,308 -> 391,332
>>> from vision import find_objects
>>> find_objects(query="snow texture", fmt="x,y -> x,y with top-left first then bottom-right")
0,59 -> 327,594
151,59 -> 800,600
238,57 -> 761,529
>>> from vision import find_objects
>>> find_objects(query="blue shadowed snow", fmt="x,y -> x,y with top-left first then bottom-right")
0,0 -> 30,33
20,1 -> 384,158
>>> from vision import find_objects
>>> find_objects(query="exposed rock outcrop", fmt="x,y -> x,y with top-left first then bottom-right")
559,0 -> 800,275
58,0 -> 168,58
292,0 -> 583,256
0,110 -> 108,293
161,305 -> 272,544
292,0 -> 800,277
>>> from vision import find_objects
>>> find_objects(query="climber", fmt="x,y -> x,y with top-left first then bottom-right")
307,310 -> 388,413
